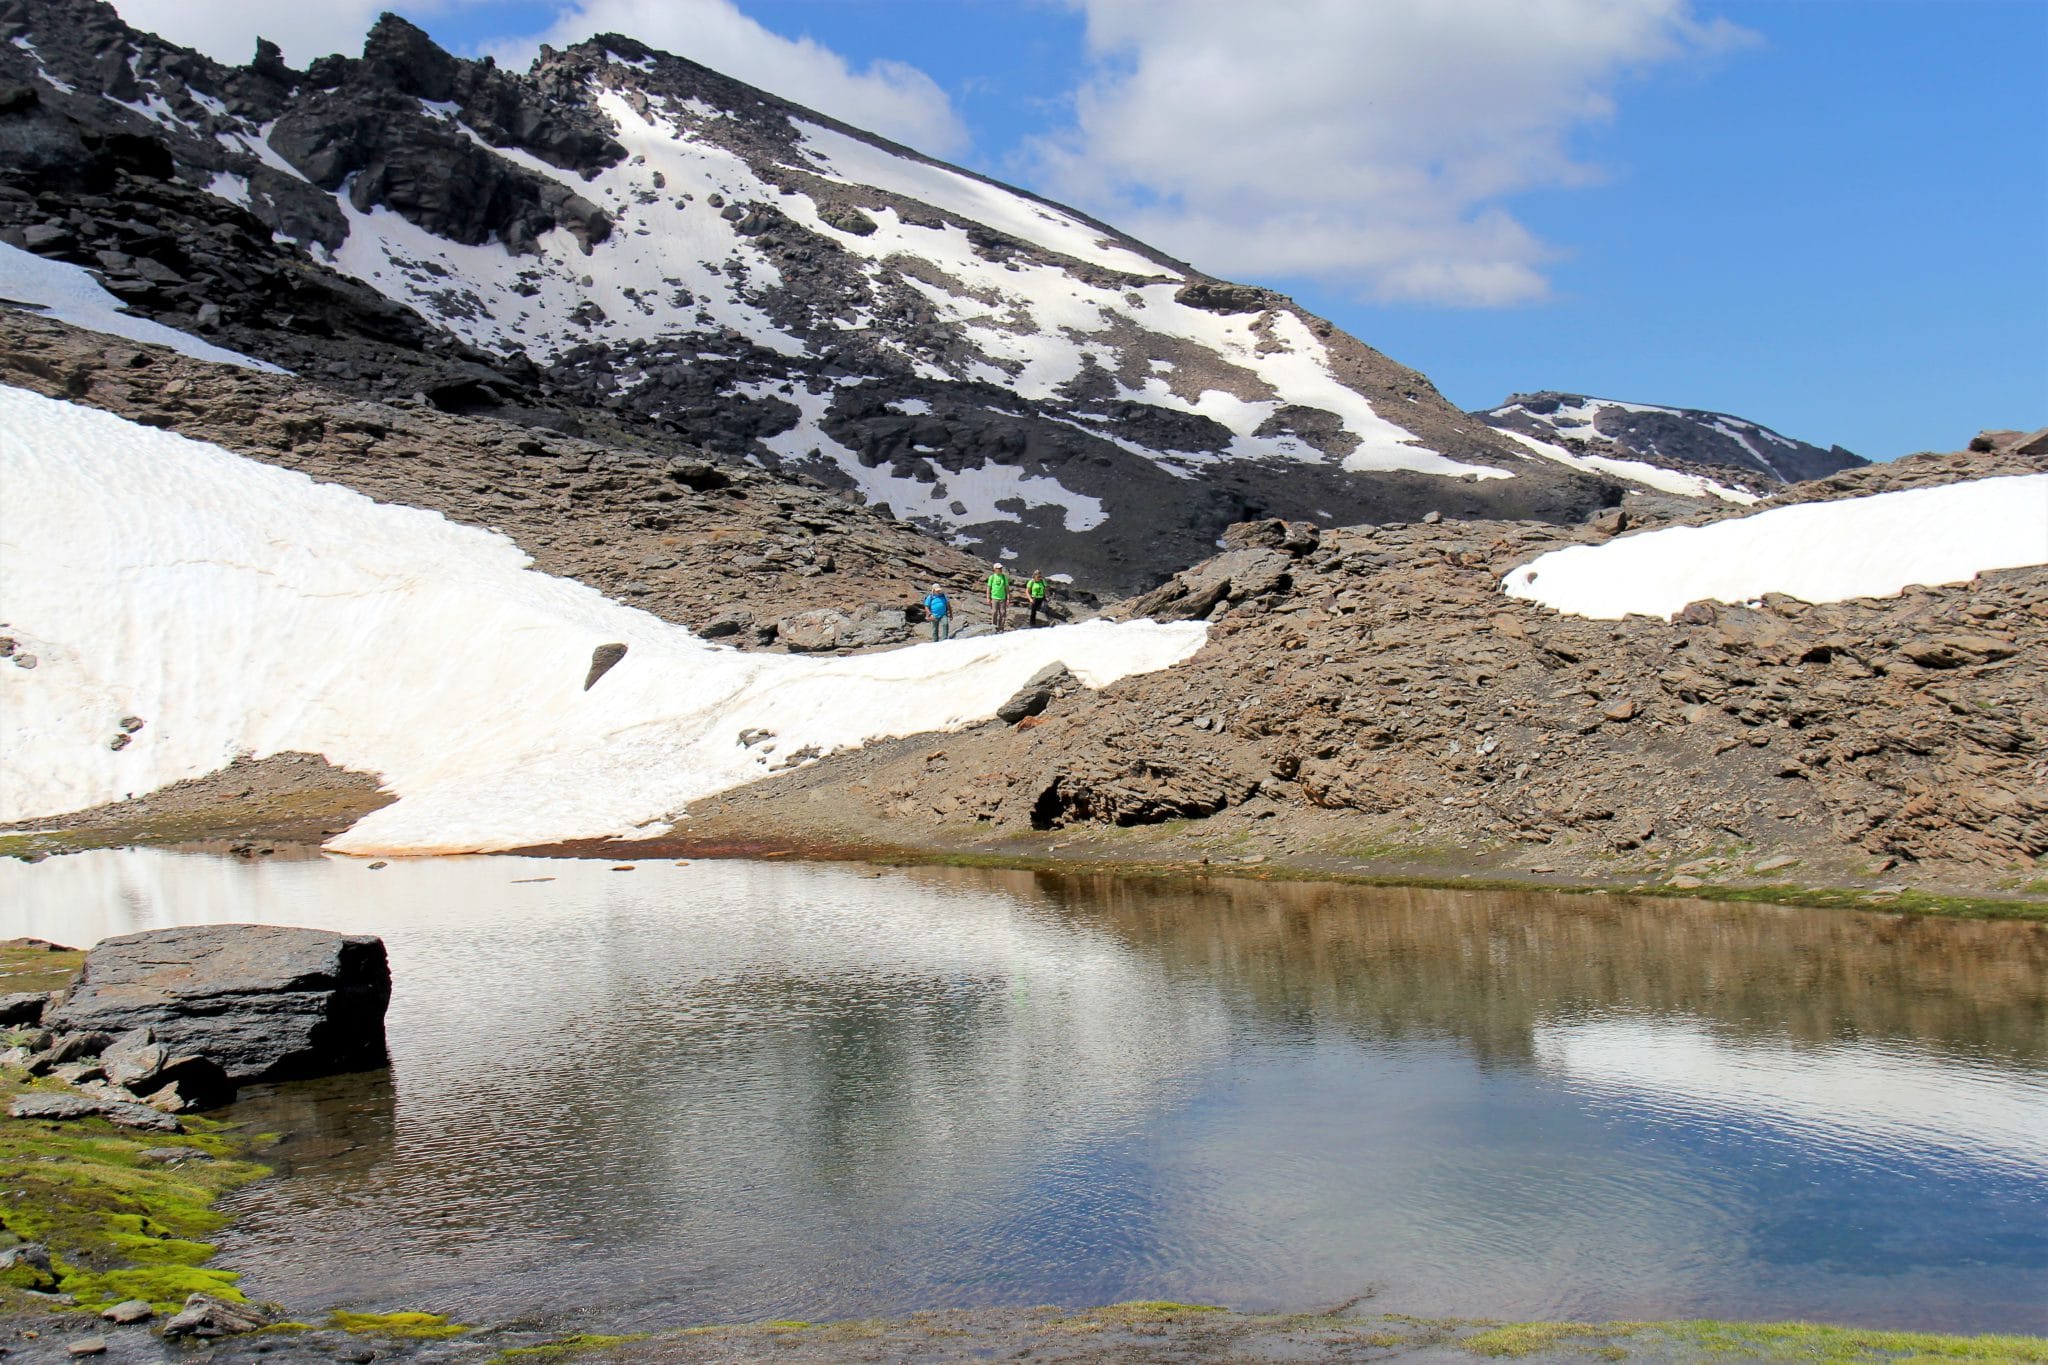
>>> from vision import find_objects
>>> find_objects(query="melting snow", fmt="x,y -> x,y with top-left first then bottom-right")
1502,474 -> 2048,619
0,387 -> 1201,853
0,242 -> 281,372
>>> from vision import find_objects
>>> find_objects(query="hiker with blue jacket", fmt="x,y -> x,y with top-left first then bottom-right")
923,583 -> 953,641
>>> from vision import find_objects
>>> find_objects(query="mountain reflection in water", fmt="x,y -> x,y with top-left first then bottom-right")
2,851 -> 2041,1334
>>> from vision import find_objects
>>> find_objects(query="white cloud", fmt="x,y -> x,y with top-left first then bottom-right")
490,0 -> 968,157
1029,0 -> 1754,306
107,0 -> 443,67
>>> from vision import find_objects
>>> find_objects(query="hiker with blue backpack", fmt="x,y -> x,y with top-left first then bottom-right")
923,583 -> 953,641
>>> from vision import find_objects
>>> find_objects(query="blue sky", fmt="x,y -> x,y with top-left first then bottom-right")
116,0 -> 2047,460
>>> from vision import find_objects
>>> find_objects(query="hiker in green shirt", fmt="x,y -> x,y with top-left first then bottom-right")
1025,571 -> 1050,627
986,565 -> 1012,631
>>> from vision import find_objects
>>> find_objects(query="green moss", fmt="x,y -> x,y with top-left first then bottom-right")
61,1263 -> 242,1309
763,1319 -> 814,1330
493,1333 -> 649,1362
328,1310 -> 468,1340
1465,1321 -> 1638,1356
1107,1301 -> 1228,1314
1458,1318 -> 2048,1362
0,945 -> 85,994
0,1069 -> 270,1311
1654,1318 -> 2048,1361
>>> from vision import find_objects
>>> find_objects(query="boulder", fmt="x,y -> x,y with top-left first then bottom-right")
996,663 -> 1075,724
0,992 -> 49,1026
46,926 -> 391,1083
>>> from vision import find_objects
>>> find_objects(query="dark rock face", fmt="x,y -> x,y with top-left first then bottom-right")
46,925 -> 391,1082
1481,392 -> 1866,486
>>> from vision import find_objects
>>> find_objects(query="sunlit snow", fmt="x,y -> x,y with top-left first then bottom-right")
0,386 -> 1205,854
1503,474 -> 2048,619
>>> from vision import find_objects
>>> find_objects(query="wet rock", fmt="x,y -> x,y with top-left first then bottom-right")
67,1336 -> 108,1357
162,1292 -> 272,1339
8,1091 -> 181,1132
47,925 -> 391,1083
102,1300 -> 155,1324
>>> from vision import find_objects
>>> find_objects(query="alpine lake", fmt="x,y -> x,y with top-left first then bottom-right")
2,849 -> 2042,1338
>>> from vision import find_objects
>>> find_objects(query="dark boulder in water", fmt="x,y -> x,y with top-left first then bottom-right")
46,925 -> 391,1083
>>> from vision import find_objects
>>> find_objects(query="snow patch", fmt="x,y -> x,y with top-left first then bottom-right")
1502,475 -> 2048,619
0,243 -> 282,372
0,387 -> 1199,852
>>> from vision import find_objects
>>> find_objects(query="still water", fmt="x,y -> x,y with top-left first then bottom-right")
3,849 -> 2044,1333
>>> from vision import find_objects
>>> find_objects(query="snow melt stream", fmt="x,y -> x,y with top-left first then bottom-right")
0,387 -> 1206,853
1503,474 -> 2048,620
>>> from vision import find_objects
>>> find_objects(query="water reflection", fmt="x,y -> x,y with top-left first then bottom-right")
1,851 -> 2042,1333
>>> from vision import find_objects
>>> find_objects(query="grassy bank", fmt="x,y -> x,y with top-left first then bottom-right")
0,946 -> 273,1315
497,1303 -> 2048,1362
511,829 -> 2048,923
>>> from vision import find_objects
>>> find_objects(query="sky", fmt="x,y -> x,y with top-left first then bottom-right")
108,0 -> 2048,461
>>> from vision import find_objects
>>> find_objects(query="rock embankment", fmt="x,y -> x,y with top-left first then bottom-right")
692,449 -> 2047,888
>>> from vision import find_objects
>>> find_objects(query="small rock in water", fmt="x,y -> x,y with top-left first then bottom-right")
162,1292 -> 271,1339
612,864 -> 636,872
67,1337 -> 108,1357
367,860 -> 389,870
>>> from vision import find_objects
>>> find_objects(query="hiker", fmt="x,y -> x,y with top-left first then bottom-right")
1025,571 -> 1050,627
986,564 -> 1012,631
923,583 -> 953,641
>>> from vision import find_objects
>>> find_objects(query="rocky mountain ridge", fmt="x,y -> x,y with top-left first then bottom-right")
1483,392 -> 1866,488
0,0 -> 1634,591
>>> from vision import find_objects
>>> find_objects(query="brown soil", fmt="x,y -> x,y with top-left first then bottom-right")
0,752 -> 390,859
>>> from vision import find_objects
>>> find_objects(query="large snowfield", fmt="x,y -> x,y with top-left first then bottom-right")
1503,474 -> 2048,619
0,386 -> 1206,855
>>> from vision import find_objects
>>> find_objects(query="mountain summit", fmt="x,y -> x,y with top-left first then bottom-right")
1,1 -> 1623,589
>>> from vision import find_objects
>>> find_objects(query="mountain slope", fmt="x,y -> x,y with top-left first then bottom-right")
1482,392 -> 1866,488
0,0 -> 1622,590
